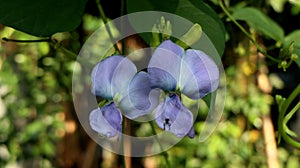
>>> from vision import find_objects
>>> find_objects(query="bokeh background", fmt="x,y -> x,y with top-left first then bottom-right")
1,0 -> 300,167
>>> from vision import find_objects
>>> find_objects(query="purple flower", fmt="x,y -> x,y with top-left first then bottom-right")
89,56 -> 159,138
89,103 -> 122,138
91,55 -> 136,100
148,40 -> 219,138
155,94 -> 195,138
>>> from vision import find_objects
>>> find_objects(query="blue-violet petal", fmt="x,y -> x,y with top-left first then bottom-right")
119,72 -> 160,119
89,102 -> 122,138
148,40 -> 184,91
154,94 -> 194,138
180,49 -> 219,99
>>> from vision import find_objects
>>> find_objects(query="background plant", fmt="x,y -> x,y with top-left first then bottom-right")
0,0 -> 300,167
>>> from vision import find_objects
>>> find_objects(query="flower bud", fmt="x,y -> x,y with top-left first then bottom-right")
291,53 -> 298,61
176,24 -> 202,49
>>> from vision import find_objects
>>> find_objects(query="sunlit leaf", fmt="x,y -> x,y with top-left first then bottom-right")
269,0 -> 286,12
232,7 -> 284,42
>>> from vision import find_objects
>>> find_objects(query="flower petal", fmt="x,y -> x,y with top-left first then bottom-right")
148,40 -> 184,91
91,55 -> 136,100
91,56 -> 123,99
111,57 -> 137,100
119,72 -> 160,119
188,127 -> 195,138
180,49 -> 219,99
154,94 -> 194,138
89,103 -> 122,138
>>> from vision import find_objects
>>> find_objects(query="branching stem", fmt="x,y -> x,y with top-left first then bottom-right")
2,37 -> 51,43
218,0 -> 279,63
278,84 -> 300,148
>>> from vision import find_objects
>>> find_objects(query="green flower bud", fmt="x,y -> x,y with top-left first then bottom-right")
151,24 -> 161,47
150,16 -> 172,46
280,60 -> 288,71
275,95 -> 286,106
279,41 -> 294,60
291,53 -> 298,61
176,24 -> 202,49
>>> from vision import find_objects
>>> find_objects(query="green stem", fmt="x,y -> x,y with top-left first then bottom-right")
120,1 -> 127,167
218,0 -> 279,63
5,38 -> 78,60
96,0 -> 122,54
121,119 -> 127,168
278,83 -> 300,148
283,102 -> 300,125
2,37 -> 78,60
52,40 -> 78,60
121,0 -> 125,17
2,37 -> 51,43
120,0 -> 126,55
149,121 -> 171,168
283,102 -> 300,137
280,83 -> 300,114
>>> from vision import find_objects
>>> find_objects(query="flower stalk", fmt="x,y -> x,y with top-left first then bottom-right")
149,121 -> 171,168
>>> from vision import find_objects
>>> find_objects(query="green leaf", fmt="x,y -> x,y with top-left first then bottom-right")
232,7 -> 284,42
284,30 -> 300,67
0,0 -> 88,37
175,0 -> 226,56
284,30 -> 300,46
127,0 -> 226,56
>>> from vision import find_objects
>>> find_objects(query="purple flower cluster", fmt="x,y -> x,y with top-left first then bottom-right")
89,40 -> 219,139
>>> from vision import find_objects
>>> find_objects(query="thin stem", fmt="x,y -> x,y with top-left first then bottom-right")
96,0 -> 121,54
121,119 -> 127,168
149,121 -> 171,168
283,102 -> 300,125
2,37 -> 78,60
2,37 -> 51,43
218,0 -> 279,63
280,83 -> 300,114
121,0 -> 125,18
120,1 -> 127,167
278,114 -> 300,148
51,40 -> 78,60
121,0 -> 126,55
283,102 -> 300,137
278,83 -> 300,148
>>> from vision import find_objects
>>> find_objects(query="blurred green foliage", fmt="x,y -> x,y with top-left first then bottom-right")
0,28 -> 74,166
1,0 -> 300,167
